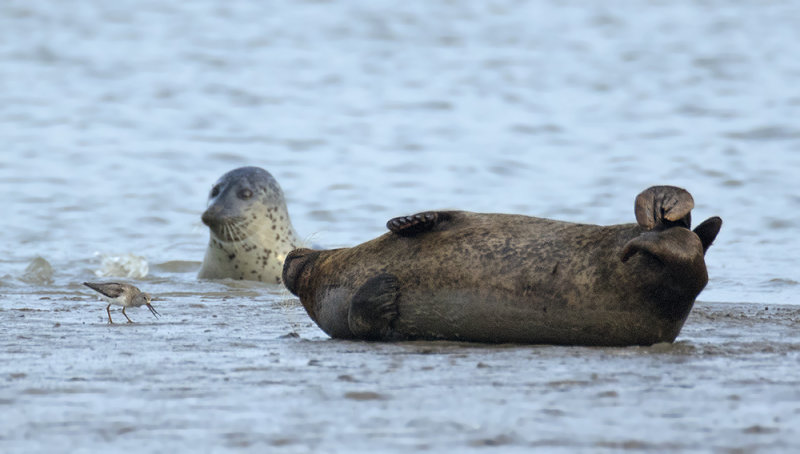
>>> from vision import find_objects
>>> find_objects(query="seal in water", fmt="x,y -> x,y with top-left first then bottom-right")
282,185 -> 722,346
198,166 -> 302,284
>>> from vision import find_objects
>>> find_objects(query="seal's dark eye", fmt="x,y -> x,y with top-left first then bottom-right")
238,188 -> 253,199
210,186 -> 220,198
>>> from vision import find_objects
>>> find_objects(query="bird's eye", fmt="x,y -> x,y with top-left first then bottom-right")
238,189 -> 253,199
210,185 -> 220,198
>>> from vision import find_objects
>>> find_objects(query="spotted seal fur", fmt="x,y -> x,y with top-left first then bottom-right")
198,166 -> 301,284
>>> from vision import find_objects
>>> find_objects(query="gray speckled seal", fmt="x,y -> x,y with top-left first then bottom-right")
198,167 -> 301,284
282,186 -> 722,346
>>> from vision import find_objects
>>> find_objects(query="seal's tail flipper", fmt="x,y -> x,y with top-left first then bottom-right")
693,216 -> 722,253
634,186 -> 694,231
387,211 -> 453,237
348,273 -> 400,340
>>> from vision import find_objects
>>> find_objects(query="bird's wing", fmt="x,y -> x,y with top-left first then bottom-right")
84,282 -> 126,298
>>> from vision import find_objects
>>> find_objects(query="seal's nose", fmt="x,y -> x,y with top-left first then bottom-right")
282,248 -> 316,295
202,205 -> 222,227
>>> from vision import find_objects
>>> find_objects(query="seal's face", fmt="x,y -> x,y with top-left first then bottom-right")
201,167 -> 285,243
282,248 -> 319,297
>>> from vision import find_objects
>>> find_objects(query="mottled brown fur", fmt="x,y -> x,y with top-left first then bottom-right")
283,186 -> 721,346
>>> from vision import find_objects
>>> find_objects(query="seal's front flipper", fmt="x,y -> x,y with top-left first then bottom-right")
348,273 -> 400,340
387,211 -> 451,237
693,216 -> 722,253
634,186 -> 694,231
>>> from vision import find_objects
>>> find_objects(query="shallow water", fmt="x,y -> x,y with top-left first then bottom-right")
2,298 -> 800,453
1,0 -> 800,452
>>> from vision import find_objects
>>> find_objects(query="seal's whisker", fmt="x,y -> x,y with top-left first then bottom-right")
233,224 -> 258,256
228,223 -> 239,244
233,221 -> 256,244
219,223 -> 230,245
228,223 -> 246,252
222,223 -> 233,244
223,223 -> 236,244
243,221 -> 264,241
301,232 -> 322,249
230,225 -> 246,256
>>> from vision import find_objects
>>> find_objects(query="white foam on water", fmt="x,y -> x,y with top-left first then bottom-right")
93,252 -> 149,279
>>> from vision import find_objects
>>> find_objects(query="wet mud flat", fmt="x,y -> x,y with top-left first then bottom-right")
1,296 -> 799,453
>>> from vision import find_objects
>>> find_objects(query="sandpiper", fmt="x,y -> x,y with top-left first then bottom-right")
83,282 -> 160,324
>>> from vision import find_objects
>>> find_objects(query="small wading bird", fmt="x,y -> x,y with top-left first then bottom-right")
83,282 -> 160,324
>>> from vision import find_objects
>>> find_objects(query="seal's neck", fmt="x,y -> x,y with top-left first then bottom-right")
198,229 -> 302,283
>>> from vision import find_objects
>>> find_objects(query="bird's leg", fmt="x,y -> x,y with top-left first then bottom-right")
122,307 -> 133,323
106,304 -> 114,324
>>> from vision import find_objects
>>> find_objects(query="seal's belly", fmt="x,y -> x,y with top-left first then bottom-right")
391,288 -> 679,346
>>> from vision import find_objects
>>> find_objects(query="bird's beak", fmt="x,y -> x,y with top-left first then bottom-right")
147,304 -> 160,318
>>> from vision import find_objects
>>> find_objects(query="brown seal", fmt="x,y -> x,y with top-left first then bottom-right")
282,186 -> 722,346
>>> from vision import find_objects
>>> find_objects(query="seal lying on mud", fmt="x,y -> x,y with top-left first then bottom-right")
283,186 -> 722,346
198,167 -> 302,284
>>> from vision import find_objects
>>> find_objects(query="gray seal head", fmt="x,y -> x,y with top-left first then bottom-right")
198,166 -> 301,284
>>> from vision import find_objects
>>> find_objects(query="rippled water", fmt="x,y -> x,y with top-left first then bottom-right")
2,1 -> 800,452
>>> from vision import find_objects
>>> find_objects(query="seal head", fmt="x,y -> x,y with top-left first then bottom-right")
198,166 -> 301,284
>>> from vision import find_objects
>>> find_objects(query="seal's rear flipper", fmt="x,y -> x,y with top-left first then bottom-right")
387,211 -> 452,237
348,273 -> 400,340
634,186 -> 694,231
693,216 -> 722,253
